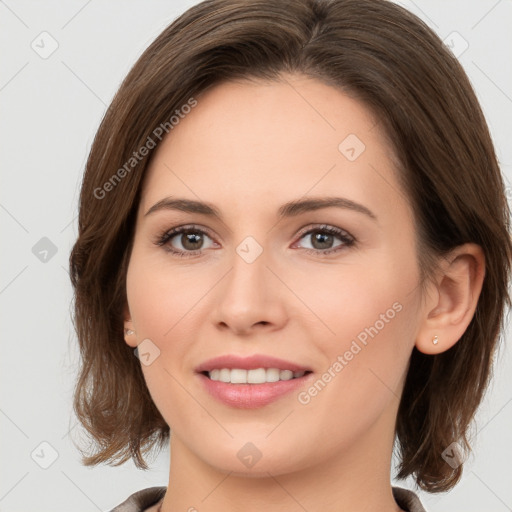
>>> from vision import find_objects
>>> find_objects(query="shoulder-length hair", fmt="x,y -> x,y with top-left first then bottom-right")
69,0 -> 512,492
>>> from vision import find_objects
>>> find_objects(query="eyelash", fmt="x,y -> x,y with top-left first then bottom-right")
154,223 -> 356,258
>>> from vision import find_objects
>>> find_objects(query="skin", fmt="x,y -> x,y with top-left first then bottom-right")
123,74 -> 485,512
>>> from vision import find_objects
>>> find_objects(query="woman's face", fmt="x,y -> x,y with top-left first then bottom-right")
124,74 -> 426,475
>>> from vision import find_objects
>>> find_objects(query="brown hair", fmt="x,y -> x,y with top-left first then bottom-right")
69,0 -> 512,492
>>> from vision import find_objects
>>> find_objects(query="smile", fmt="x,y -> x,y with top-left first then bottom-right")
204,368 -> 311,384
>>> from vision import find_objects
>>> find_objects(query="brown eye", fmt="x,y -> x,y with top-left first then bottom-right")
168,229 -> 214,253
310,232 -> 335,250
295,225 -> 355,255
156,225 -> 216,256
179,231 -> 205,250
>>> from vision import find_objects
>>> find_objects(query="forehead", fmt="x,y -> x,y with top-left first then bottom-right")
139,75 -> 404,218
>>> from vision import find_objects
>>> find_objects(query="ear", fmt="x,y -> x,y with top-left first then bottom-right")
415,243 -> 485,355
123,303 -> 137,348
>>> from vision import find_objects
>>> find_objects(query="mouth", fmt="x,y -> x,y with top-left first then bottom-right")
195,354 -> 314,407
196,367 -> 315,408
200,368 -> 314,384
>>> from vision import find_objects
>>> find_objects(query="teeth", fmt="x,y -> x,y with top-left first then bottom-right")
208,368 -> 307,384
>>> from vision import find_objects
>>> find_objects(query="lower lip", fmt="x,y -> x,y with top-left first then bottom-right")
197,372 -> 313,409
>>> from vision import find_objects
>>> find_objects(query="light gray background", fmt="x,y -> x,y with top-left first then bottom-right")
1,1 -> 511,511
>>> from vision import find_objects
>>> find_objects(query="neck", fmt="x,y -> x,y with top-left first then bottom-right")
158,402 -> 404,512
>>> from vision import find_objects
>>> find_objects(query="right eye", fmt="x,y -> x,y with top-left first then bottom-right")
155,225 -> 218,257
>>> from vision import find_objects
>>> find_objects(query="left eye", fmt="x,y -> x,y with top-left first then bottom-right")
294,226 -> 354,253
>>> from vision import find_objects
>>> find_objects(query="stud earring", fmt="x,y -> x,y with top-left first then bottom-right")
432,335 -> 439,345
124,328 -> 135,336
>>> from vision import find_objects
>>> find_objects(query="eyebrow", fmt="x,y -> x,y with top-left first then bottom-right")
144,196 -> 377,221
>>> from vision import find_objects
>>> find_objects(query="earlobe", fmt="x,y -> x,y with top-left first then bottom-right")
124,327 -> 137,348
415,243 -> 485,355
123,304 -> 138,348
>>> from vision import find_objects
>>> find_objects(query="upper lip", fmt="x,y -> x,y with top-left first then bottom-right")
195,354 -> 312,373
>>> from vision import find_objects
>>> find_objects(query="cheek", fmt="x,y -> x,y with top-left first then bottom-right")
126,251 -> 214,339
293,250 -> 419,402
125,252 -> 205,423
289,249 -> 419,344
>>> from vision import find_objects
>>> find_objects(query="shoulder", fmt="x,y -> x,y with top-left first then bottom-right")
392,486 -> 427,512
109,486 -> 167,512
109,485 -> 424,512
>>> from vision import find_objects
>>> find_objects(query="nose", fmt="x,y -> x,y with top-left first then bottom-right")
212,246 -> 288,336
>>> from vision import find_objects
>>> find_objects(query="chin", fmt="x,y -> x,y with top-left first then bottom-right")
200,444 -> 309,478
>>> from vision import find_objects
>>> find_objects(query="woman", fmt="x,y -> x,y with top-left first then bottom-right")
69,0 -> 512,511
